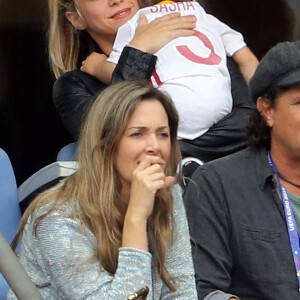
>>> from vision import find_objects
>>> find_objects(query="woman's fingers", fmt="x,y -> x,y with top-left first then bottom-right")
164,176 -> 174,188
130,13 -> 196,53
134,155 -> 165,172
138,13 -> 148,27
133,157 -> 172,194
128,156 -> 174,218
132,157 -> 169,192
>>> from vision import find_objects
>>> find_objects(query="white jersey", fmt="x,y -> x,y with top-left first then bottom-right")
108,2 -> 246,139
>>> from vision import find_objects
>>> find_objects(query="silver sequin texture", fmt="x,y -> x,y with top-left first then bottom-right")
7,184 -> 196,299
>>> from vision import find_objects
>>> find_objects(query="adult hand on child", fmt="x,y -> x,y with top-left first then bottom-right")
130,13 -> 196,54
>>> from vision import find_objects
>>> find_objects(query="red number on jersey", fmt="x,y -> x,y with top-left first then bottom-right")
176,29 -> 221,65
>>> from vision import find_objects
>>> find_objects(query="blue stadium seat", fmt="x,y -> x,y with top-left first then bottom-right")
0,148 -> 21,299
57,142 -> 77,161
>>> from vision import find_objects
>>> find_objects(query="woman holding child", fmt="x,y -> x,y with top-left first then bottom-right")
50,0 -> 255,164
50,0 -> 196,138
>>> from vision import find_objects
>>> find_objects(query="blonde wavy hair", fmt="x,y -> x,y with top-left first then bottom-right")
48,0 -> 188,77
13,80 -> 182,291
48,0 -> 100,78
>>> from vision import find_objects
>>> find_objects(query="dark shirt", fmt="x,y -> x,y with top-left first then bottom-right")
52,46 -> 157,139
184,145 -> 299,300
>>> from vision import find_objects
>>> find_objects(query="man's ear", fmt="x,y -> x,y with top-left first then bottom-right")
257,96 -> 274,128
65,11 -> 87,30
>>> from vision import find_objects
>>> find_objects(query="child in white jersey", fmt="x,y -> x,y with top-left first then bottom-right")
81,0 -> 258,143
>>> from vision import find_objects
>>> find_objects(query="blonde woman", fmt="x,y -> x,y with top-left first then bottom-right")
50,0 -> 256,171
49,0 -> 196,138
8,81 -> 197,299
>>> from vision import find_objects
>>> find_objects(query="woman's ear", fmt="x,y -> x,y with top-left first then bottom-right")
257,96 -> 274,128
65,11 -> 87,30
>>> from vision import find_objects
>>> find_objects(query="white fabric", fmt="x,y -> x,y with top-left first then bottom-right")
108,2 -> 246,139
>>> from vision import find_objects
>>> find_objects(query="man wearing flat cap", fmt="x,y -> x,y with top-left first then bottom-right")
184,41 -> 300,300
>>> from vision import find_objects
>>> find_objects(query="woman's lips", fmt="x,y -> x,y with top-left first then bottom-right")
111,8 -> 131,19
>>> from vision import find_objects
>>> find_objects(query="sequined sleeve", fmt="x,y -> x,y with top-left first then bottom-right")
8,184 -> 196,299
27,212 -> 153,299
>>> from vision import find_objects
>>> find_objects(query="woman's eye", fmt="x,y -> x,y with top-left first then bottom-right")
130,132 -> 142,137
159,132 -> 169,138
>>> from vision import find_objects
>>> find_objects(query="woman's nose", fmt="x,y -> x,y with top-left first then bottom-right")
146,135 -> 159,154
109,0 -> 122,6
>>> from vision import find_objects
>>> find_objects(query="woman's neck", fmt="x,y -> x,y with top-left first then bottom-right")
88,32 -> 114,56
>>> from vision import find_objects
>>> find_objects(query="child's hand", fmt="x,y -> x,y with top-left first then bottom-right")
80,52 -> 108,76
130,13 -> 196,54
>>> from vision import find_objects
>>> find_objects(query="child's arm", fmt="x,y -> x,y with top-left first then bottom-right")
232,46 -> 259,84
80,52 -> 116,84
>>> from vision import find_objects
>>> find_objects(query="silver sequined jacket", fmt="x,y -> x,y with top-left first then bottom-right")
7,184 -> 197,299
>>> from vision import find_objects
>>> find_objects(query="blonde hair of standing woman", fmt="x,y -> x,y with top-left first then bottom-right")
47,0 -> 183,77
48,0 -> 100,78
13,80 -> 182,291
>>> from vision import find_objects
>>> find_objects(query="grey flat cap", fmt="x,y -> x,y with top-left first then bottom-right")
249,41 -> 300,101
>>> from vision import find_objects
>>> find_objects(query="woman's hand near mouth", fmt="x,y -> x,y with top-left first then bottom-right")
122,155 -> 174,251
128,155 -> 173,219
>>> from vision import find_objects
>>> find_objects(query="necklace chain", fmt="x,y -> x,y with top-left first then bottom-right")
277,171 -> 300,188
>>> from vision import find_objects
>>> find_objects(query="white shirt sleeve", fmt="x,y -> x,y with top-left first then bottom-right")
205,13 -> 246,57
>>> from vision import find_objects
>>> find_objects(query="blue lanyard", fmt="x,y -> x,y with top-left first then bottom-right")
268,152 -> 300,291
